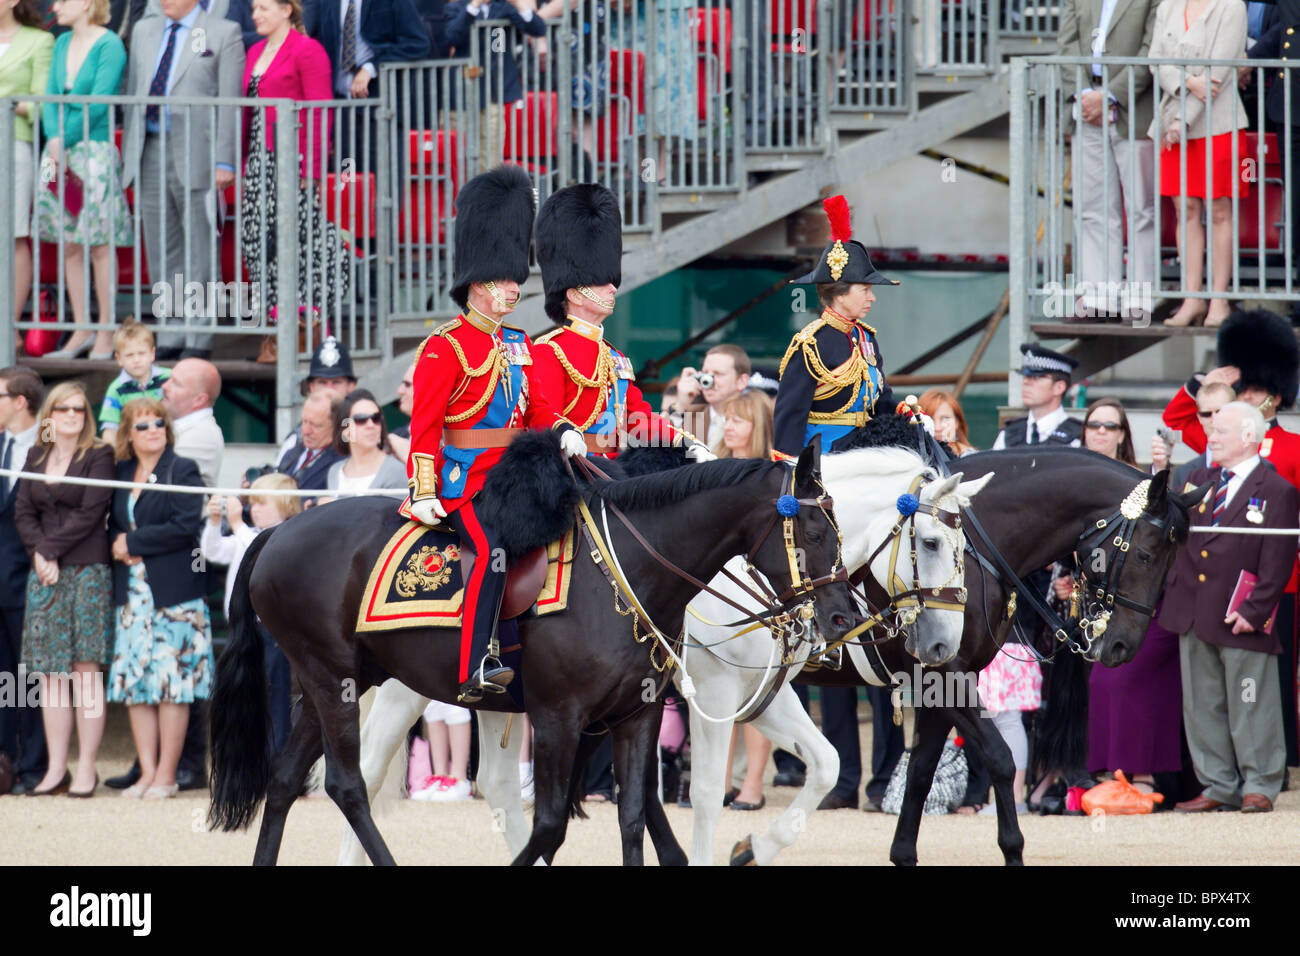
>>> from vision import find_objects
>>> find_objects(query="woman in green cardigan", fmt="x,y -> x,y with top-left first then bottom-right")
37,0 -> 130,360
0,0 -> 53,355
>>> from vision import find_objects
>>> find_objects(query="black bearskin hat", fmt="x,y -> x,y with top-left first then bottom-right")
450,165 -> 536,309
1217,309 -> 1300,410
535,183 -> 623,324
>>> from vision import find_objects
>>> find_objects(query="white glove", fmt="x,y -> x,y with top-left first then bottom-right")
684,442 -> 716,462
559,428 -> 588,458
410,496 -> 447,525
919,412 -> 935,437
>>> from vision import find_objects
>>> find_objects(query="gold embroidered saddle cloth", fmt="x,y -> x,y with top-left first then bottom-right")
356,519 -> 577,634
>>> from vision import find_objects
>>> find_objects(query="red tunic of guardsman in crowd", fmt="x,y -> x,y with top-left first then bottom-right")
404,166 -> 588,704
1159,309 -> 1300,766
530,183 -> 713,461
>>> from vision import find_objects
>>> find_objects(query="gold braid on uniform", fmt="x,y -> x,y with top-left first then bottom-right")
441,332 -> 508,425
540,339 -> 617,432
778,315 -> 877,419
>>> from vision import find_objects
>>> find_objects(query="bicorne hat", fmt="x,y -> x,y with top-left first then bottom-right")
1217,309 -> 1300,410
450,165 -> 537,309
791,195 -> 899,286
535,183 -> 623,324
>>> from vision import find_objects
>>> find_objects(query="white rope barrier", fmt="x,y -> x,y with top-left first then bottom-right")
1188,526 -> 1300,535
0,466 -> 408,499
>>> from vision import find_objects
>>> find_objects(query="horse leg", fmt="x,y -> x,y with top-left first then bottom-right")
315,689 -> 398,866
511,707 -> 582,866
888,704 -> 952,867
685,702 -> 734,865
338,679 -> 430,866
735,685 -> 839,866
950,705 -> 1025,866
252,696 -> 324,866
475,711 -> 531,860
611,715 -> 650,866
638,708 -> 688,867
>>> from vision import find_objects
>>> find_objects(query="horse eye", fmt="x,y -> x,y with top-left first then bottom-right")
922,538 -> 940,552
1136,549 -> 1152,564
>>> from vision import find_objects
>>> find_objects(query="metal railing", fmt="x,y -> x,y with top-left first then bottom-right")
915,0 -> 997,75
1009,55 -> 1300,402
998,0 -> 1059,40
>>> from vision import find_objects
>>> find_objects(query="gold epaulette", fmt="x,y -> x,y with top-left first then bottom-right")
778,316 -> 830,379
860,322 -> 877,336
534,327 -> 564,346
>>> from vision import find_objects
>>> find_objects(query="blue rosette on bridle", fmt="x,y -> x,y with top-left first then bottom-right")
896,493 -> 919,517
776,494 -> 801,517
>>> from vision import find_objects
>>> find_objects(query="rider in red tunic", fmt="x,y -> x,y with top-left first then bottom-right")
405,166 -> 587,703
530,183 -> 713,461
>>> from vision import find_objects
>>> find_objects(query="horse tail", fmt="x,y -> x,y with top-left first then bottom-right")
208,528 -> 276,832
565,731 -> 609,821
1032,647 -> 1091,786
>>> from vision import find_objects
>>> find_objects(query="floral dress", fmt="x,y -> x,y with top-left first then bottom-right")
239,73 -> 351,315
106,495 -> 213,706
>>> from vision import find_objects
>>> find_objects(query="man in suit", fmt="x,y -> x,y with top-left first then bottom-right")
162,358 -> 225,488
445,0 -> 544,172
0,367 -> 47,795
1058,0 -> 1158,319
121,0 -> 245,360
276,336 -> 356,465
276,392 -> 345,493
1160,401 -> 1298,813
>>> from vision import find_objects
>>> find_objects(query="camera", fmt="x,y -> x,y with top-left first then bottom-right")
696,372 -> 715,390
245,465 -> 278,484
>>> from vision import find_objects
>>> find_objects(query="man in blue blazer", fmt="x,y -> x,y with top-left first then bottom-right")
276,392 -> 345,495
0,368 -> 47,794
305,0 -> 429,99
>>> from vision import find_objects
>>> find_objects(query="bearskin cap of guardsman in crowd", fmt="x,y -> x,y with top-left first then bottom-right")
1217,309 -> 1300,410
534,183 -> 623,324
449,165 -> 537,310
791,194 -> 899,286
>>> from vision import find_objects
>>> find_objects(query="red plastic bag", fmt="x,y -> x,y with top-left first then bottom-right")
1080,770 -> 1163,815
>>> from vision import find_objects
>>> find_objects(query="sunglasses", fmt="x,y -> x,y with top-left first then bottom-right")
132,418 -> 167,432
1085,421 -> 1124,432
1196,410 -> 1215,419
350,412 -> 384,426
51,405 -> 86,414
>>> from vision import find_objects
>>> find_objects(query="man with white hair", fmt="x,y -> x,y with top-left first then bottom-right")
1159,401 -> 1299,813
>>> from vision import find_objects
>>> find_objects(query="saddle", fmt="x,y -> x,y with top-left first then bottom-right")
356,517 -> 577,635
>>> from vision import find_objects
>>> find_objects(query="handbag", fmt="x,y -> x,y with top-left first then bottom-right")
881,740 -> 969,815
45,164 -> 85,218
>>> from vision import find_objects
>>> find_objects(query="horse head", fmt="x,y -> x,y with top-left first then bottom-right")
822,448 -> 992,667
743,438 -> 862,650
1082,468 -> 1212,667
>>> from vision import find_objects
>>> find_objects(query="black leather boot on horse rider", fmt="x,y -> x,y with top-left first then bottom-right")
530,182 -> 714,463
773,195 -> 913,457
404,166 -> 588,704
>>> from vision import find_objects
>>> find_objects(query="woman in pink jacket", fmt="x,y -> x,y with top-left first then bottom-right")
240,0 -> 352,320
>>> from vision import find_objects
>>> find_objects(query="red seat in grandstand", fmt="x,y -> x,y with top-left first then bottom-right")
771,0 -> 817,53
322,171 -> 378,239
696,7 -> 732,121
596,50 -> 644,163
504,91 -> 558,175
400,129 -> 459,244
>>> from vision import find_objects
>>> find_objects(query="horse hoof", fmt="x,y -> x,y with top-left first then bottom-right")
729,836 -> 756,866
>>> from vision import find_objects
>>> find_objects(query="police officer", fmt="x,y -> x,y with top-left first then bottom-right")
405,166 -> 588,704
772,195 -> 904,811
530,183 -> 713,462
992,344 -> 1084,449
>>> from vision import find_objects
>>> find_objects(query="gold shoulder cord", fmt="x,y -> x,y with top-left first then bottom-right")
779,319 -> 874,419
543,339 -> 617,431
441,330 -> 508,425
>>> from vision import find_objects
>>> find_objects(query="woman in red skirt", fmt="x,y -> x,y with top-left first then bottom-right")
1149,0 -> 1249,328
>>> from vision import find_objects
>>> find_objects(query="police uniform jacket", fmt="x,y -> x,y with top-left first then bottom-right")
1159,458 -> 1300,654
1248,0 -> 1300,124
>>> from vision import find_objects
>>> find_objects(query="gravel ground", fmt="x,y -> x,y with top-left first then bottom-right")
5,705 -> 1300,865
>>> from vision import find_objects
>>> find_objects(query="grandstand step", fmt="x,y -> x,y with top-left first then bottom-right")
657,191 -> 741,215
1031,321 -> 1300,339
743,151 -> 826,172
915,73 -> 1002,93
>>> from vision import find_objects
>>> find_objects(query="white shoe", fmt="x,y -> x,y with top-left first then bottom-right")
409,775 -> 445,802
426,776 -> 472,803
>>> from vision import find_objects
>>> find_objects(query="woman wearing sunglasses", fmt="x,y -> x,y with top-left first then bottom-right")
105,397 -> 212,799
13,382 -> 115,797
322,389 -> 408,501
1080,397 -> 1138,466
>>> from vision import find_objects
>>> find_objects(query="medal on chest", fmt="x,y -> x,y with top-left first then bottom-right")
1261,437 -> 1274,458
612,351 -> 635,380
501,337 -> 531,366
1247,498 -> 1266,525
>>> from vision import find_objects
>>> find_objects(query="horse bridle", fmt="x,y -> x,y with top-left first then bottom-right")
961,478 -> 1166,663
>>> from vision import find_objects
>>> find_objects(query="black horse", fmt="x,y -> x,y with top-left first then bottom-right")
800,447 -> 1207,866
207,441 -> 861,865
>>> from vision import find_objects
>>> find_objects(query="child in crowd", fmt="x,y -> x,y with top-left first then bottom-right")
200,473 -> 301,754
411,699 -> 473,803
99,320 -> 170,443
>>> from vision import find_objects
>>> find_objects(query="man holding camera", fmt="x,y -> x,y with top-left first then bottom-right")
676,345 -> 752,451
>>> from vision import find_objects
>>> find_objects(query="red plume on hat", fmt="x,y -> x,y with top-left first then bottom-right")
824,195 -> 852,242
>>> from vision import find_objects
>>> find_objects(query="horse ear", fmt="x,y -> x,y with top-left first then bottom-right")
954,471 -> 994,506
795,436 -> 822,492
1145,468 -> 1170,511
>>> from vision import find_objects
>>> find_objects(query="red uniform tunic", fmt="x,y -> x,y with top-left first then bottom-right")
1164,383 -> 1300,591
407,313 -> 568,513
531,321 -> 682,456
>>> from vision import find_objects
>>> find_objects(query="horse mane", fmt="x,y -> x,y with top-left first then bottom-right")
822,445 -> 933,487
591,457 -> 779,511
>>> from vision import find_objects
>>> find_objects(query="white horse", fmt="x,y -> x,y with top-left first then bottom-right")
679,447 -> 989,865
338,447 -> 988,865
